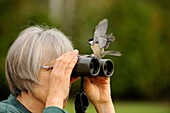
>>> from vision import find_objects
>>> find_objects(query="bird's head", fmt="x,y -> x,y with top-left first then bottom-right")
88,38 -> 94,45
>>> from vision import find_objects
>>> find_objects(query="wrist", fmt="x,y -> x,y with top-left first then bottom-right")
94,99 -> 115,113
45,96 -> 64,109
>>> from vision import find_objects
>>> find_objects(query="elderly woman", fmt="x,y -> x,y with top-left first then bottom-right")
0,26 -> 115,113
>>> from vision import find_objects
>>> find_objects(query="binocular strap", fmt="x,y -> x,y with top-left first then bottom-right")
74,77 -> 89,113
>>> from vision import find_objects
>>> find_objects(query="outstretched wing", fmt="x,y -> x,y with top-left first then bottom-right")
94,19 -> 108,37
93,19 -> 108,49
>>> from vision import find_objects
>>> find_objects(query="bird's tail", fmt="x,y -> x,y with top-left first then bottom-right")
104,50 -> 122,57
108,33 -> 115,42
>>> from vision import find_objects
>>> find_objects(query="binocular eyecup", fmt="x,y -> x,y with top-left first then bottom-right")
71,55 -> 114,77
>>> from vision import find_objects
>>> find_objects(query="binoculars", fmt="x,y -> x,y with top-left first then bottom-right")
71,55 -> 114,77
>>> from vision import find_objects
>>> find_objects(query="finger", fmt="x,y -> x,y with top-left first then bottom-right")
56,52 -> 73,76
84,77 -> 93,91
64,55 -> 78,76
60,50 -> 79,75
52,50 -> 77,76
70,77 -> 80,84
93,77 -> 110,84
49,51 -> 73,83
52,51 -> 71,72
61,50 -> 78,66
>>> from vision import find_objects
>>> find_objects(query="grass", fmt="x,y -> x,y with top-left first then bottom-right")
114,101 -> 170,113
64,100 -> 170,113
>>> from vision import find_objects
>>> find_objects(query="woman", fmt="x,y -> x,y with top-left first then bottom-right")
0,26 -> 115,113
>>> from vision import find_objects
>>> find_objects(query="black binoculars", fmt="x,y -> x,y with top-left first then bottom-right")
71,55 -> 114,77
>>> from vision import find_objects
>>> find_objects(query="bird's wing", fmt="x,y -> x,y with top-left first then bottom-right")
93,19 -> 108,49
104,34 -> 115,49
94,19 -> 108,37
94,34 -> 115,49
97,36 -> 108,49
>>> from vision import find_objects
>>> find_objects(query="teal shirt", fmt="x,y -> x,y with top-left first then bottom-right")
0,94 -> 67,113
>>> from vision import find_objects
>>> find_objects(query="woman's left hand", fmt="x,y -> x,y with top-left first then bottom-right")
84,77 -> 115,113
84,77 -> 111,104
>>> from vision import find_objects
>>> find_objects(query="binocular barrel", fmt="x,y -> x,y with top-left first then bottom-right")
71,56 -> 114,77
99,59 -> 114,77
71,56 -> 100,77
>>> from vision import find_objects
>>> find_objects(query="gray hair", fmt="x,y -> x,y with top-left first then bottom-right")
5,26 -> 74,96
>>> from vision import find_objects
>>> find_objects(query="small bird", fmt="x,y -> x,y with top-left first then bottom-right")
88,19 -> 121,58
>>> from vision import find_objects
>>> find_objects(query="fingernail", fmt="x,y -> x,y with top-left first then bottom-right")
73,49 -> 79,53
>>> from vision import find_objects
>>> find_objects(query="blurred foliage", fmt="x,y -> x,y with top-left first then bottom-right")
0,0 -> 170,101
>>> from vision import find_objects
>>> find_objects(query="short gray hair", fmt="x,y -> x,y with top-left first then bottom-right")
5,26 -> 74,96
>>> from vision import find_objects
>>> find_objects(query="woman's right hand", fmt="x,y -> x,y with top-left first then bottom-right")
45,50 -> 79,109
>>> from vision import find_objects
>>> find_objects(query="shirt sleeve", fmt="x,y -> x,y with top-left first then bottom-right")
43,106 -> 68,113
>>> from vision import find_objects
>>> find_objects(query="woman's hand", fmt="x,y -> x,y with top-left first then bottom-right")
46,50 -> 79,109
84,77 -> 115,113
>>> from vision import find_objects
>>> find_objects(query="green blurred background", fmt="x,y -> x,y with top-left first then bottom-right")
0,0 -> 170,113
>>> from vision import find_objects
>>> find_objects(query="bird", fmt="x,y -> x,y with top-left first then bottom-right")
88,19 -> 121,58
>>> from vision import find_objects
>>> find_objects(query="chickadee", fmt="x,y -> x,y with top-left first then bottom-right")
88,19 -> 121,58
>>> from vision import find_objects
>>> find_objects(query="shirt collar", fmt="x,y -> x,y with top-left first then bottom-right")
8,94 -> 31,113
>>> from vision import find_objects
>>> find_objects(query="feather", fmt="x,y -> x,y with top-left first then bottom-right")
94,19 -> 108,37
